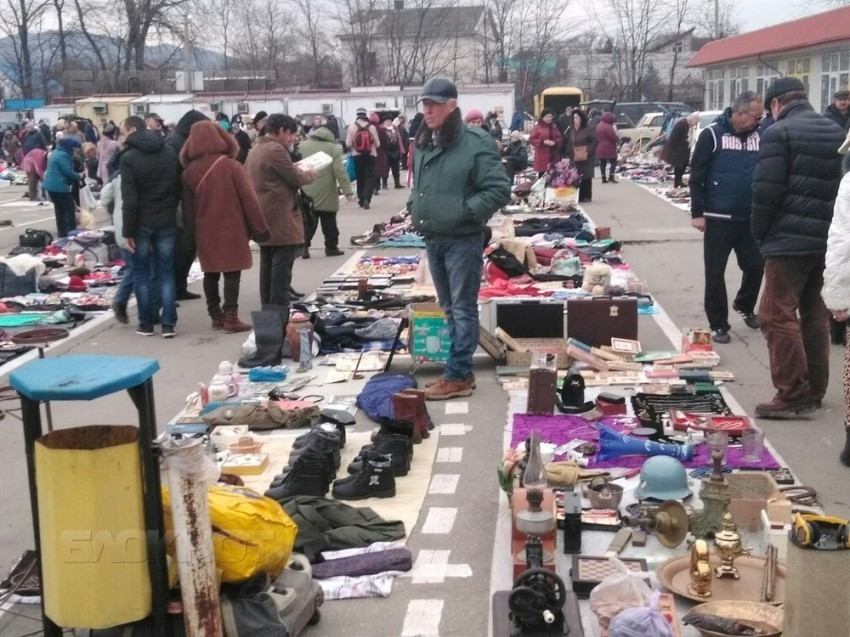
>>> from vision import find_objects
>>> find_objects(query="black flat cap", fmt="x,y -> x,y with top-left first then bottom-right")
419,77 -> 458,104
764,77 -> 806,104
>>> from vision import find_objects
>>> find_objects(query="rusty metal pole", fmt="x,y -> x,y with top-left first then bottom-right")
162,436 -> 223,637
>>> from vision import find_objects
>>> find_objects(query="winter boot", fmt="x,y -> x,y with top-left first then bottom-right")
370,418 -> 415,457
237,306 -> 286,369
332,454 -> 396,500
292,422 -> 345,450
289,434 -> 341,477
265,450 -> 330,499
209,306 -> 225,330
809,364 -> 829,408
394,390 -> 430,441
347,433 -> 411,477
841,425 -> 850,467
223,305 -> 251,333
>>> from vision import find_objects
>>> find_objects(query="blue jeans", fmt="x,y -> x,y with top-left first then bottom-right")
132,227 -> 177,328
426,233 -> 484,381
114,247 -> 161,314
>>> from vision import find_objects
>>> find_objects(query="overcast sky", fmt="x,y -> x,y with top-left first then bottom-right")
738,0 -> 828,31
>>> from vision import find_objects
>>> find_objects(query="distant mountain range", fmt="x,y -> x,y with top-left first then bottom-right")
0,29 -> 226,89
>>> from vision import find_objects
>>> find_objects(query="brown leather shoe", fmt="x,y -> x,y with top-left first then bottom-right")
754,396 -> 816,419
424,377 -> 474,401
426,373 -> 476,389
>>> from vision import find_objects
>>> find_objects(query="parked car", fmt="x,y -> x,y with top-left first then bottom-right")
691,109 -> 723,153
617,112 -> 667,147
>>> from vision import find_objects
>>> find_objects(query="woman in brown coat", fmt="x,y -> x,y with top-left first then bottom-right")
569,110 -> 598,203
180,121 -> 270,332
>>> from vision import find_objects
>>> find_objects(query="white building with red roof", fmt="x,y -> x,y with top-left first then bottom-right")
688,6 -> 850,112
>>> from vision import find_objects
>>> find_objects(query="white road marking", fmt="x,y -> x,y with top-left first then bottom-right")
435,447 -> 463,462
428,474 -> 460,495
422,507 -> 458,534
408,549 -> 472,583
445,401 -> 468,414
401,599 -> 443,636
439,423 -> 472,436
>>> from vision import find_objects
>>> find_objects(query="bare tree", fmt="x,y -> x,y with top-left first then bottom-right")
0,0 -> 52,97
229,0 -> 294,79
599,0 -> 670,100
666,0 -> 688,100
693,0 -> 740,39
513,0 -> 570,101
335,0 -> 379,85
296,0 -> 333,85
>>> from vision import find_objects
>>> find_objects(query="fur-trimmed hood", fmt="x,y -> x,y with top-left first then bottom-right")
414,108 -> 463,149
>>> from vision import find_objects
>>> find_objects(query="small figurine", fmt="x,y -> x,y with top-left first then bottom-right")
688,538 -> 713,599
713,512 -> 751,579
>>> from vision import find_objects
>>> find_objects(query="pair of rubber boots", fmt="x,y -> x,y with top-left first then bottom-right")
388,389 -> 431,444
238,304 -> 289,369
265,426 -> 340,499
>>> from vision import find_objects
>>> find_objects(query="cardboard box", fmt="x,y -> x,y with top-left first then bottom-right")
726,472 -> 785,532
505,338 -> 572,369
408,302 -> 450,363
682,327 -> 713,353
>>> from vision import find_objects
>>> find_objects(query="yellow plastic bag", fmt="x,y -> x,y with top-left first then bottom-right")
35,425 -> 151,629
162,485 -> 297,583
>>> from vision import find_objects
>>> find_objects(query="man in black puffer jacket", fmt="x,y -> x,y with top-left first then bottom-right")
165,109 -> 211,301
120,115 -> 181,338
751,77 -> 846,419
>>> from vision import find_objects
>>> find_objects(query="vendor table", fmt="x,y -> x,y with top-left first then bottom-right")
9,354 -> 171,637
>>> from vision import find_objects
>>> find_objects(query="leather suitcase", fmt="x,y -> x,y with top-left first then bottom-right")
566,298 -> 638,347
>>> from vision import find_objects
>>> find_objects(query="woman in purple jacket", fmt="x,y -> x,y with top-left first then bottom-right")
595,112 -> 620,183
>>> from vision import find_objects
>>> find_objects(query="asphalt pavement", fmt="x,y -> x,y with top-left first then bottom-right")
0,174 -> 845,636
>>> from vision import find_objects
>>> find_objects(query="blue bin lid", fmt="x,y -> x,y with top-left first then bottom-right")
9,354 -> 160,401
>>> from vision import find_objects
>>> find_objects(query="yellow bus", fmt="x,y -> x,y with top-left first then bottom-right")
534,87 -> 585,117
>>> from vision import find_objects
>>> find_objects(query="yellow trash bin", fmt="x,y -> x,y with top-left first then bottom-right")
35,424 -> 151,628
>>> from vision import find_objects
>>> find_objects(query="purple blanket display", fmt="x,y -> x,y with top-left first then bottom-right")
511,414 -> 780,470
312,547 -> 413,579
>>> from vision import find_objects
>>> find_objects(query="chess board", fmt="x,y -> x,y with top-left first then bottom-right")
570,555 -> 648,598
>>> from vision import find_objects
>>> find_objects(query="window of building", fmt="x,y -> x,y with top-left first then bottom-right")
707,68 -> 724,109
756,61 -> 780,99
730,66 -> 749,101
672,41 -> 683,54
786,57 -> 810,93
821,49 -> 850,112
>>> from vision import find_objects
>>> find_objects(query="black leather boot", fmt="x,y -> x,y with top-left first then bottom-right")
265,450 -> 330,499
289,433 -> 341,476
332,454 -> 396,500
292,423 -> 345,450
347,433 -> 410,477
370,417 -> 415,456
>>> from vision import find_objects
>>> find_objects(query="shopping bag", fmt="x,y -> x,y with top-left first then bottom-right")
162,485 -> 298,583
345,154 -> 356,182
79,183 -> 96,210
35,425 -> 151,628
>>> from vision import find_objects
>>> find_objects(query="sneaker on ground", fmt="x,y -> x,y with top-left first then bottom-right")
162,325 -> 176,338
711,329 -> 731,344
732,302 -> 760,329
136,325 -> 154,336
112,302 -> 128,324
424,377 -> 474,400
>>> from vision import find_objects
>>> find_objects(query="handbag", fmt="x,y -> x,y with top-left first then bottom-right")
299,190 -> 318,238
573,145 -> 589,162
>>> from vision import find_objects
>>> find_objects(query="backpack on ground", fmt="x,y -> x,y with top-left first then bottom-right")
353,127 -> 373,154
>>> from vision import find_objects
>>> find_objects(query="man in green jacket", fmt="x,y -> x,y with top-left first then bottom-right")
408,77 -> 512,400
299,125 -> 354,257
